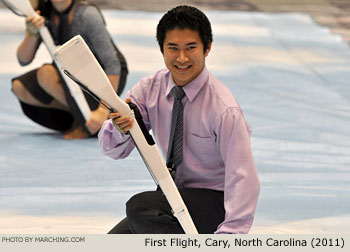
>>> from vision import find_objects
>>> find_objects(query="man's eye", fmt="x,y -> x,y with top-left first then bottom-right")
168,47 -> 178,51
187,46 -> 196,50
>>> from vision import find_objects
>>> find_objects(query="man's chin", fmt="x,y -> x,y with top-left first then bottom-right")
172,76 -> 192,86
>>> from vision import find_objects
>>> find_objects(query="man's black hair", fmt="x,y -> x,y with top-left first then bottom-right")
156,5 -> 213,53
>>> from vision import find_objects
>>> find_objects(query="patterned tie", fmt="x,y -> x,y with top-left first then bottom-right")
166,86 -> 186,178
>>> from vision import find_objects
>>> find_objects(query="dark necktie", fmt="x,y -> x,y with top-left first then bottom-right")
166,86 -> 186,178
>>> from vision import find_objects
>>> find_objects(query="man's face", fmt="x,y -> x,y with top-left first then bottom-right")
163,28 -> 211,87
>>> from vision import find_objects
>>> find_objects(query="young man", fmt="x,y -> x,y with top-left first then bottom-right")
99,5 -> 259,234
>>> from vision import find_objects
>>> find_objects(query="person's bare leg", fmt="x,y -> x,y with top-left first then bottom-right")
36,64 -> 90,139
12,79 -> 68,111
36,64 -> 68,107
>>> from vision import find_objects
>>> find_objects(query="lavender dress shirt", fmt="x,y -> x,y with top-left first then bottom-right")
98,67 -> 260,234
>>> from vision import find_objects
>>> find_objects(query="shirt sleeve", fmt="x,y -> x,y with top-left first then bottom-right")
98,119 -> 134,159
78,6 -> 121,75
214,108 -> 260,234
98,78 -> 151,159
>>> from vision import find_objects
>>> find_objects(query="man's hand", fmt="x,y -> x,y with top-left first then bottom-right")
110,98 -> 134,134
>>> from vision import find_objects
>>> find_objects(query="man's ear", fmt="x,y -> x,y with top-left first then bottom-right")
205,42 -> 212,56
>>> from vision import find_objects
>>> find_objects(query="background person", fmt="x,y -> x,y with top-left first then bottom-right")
12,0 -> 128,139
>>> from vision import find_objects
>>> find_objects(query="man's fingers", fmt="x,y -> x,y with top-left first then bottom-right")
115,116 -> 131,124
109,102 -> 134,133
112,116 -> 134,133
118,119 -> 133,129
109,112 -> 120,119
123,125 -> 133,132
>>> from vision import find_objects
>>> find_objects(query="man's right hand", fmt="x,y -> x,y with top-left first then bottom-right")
110,98 -> 134,134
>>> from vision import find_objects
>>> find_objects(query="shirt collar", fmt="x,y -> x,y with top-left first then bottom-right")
166,67 -> 209,103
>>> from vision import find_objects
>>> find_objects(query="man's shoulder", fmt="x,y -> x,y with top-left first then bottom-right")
139,68 -> 170,86
129,68 -> 170,98
206,72 -> 240,109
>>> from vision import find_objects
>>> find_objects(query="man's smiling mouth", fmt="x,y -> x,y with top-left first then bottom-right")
175,65 -> 192,70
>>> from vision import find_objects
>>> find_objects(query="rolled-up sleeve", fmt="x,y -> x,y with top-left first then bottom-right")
98,78 -> 150,160
98,119 -> 135,159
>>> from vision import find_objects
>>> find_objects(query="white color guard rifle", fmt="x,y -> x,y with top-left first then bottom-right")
1,0 -> 91,121
53,35 -> 198,234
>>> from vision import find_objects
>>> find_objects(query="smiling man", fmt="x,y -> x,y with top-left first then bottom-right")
163,28 -> 209,86
98,5 -> 260,234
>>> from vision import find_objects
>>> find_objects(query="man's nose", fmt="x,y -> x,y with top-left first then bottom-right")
177,49 -> 188,63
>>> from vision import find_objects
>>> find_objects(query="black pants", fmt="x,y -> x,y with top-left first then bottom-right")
108,188 -> 225,234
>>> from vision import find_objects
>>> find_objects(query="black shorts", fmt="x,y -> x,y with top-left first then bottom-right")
15,68 -> 55,104
13,60 -> 128,133
13,67 -> 75,132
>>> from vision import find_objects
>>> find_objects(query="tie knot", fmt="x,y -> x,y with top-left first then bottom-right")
172,86 -> 185,100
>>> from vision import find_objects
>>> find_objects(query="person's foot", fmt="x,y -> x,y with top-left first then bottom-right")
63,125 -> 89,139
